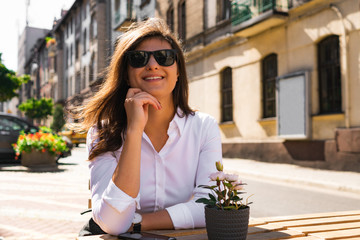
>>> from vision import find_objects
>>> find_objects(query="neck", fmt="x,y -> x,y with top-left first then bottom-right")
145,97 -> 175,133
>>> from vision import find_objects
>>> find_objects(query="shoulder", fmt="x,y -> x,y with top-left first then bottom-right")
186,111 -> 219,131
191,111 -> 218,125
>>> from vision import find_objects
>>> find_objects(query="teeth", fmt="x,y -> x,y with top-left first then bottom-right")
145,76 -> 162,80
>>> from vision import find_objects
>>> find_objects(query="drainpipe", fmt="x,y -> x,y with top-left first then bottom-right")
330,4 -> 350,128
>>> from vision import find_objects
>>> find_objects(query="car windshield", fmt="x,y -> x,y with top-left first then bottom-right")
0,117 -> 28,131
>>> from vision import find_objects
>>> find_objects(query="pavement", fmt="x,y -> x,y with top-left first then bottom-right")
223,158 -> 360,195
0,146 -> 90,240
0,146 -> 360,240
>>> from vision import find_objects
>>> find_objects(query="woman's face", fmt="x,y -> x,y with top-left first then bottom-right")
127,37 -> 179,102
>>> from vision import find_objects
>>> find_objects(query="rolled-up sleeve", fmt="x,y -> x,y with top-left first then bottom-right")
166,116 -> 222,229
87,128 -> 140,235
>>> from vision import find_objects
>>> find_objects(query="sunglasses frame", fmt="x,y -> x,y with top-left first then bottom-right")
126,49 -> 177,68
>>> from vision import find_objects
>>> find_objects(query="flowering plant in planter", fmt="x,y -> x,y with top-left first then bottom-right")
196,161 -> 252,210
13,130 -> 68,159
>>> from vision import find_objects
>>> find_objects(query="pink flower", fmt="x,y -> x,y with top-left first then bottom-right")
209,171 -> 226,181
232,181 -> 244,190
225,173 -> 238,182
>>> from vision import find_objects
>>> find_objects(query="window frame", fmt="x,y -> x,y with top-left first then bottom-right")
317,35 -> 342,114
221,67 -> 233,123
178,0 -> 186,41
216,0 -> 231,23
262,53 -> 278,118
167,5 -> 174,33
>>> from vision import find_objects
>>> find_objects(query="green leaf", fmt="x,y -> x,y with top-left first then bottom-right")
224,182 -> 233,189
209,193 -> 217,202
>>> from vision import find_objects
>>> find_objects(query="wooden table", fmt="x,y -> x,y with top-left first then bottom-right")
77,210 -> 360,240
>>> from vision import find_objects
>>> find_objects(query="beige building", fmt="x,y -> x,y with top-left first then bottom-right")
149,0 -> 360,171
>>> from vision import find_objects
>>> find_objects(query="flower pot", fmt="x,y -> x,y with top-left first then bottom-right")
21,150 -> 56,167
205,205 -> 250,240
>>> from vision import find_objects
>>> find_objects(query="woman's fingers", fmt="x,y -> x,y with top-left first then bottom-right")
126,88 -> 142,98
125,88 -> 161,110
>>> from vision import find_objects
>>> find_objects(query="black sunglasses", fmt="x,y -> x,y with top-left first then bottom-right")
126,49 -> 177,68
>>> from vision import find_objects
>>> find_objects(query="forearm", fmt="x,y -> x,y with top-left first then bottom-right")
112,128 -> 143,198
127,210 -> 174,232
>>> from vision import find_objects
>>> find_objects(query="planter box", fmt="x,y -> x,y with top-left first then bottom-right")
21,150 -> 56,167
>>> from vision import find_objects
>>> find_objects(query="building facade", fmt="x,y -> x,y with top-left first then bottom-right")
111,0 -> 360,171
53,0 -> 110,108
190,0 -> 360,170
4,26 -> 49,115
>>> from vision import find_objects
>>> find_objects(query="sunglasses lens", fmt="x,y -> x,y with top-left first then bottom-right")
154,50 -> 176,66
128,51 -> 148,68
127,50 -> 176,68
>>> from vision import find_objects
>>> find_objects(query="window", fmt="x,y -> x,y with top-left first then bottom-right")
70,44 -> 73,65
90,53 -> 96,83
167,6 -> 174,33
82,67 -> 86,90
115,0 -> 120,11
76,71 -> 81,94
90,14 -> 97,40
217,0 -> 231,22
70,18 -> 73,34
83,29 -> 87,54
178,1 -> 186,41
83,3 -> 87,20
141,0 -> 149,7
65,47 -> 68,68
221,67 -> 233,122
318,35 -> 341,114
262,54 -> 277,118
76,39 -> 80,60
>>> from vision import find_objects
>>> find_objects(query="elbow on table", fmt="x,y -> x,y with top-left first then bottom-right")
93,212 -> 132,235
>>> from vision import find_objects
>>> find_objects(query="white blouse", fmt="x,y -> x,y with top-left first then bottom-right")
87,110 -> 222,235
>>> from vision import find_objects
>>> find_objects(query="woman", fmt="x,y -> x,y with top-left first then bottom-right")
79,18 -> 222,235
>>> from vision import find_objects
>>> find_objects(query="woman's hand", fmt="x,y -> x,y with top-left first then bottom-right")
124,88 -> 161,133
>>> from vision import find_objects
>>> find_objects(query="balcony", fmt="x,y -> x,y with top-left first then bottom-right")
231,0 -> 289,37
113,0 -> 135,31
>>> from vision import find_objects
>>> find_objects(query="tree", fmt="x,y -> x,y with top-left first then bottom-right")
51,104 -> 66,132
0,53 -> 29,102
18,98 -> 54,121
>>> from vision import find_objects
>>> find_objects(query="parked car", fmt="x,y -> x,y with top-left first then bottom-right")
58,124 -> 87,147
0,113 -> 72,163
0,113 -> 38,162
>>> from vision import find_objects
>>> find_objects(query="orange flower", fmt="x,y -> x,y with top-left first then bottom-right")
42,149 -> 46,153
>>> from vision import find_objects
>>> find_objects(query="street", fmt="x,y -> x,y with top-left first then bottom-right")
1,146 -> 360,239
243,177 -> 360,218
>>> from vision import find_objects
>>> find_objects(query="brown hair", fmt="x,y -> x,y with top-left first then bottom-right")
78,18 -> 193,160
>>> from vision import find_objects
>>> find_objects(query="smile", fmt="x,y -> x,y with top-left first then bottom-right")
144,76 -> 164,81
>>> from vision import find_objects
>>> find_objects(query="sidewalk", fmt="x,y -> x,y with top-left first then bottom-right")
0,146 -> 90,240
223,158 -> 360,195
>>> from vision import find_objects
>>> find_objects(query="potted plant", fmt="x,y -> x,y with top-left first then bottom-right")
13,130 -> 68,167
196,161 -> 252,240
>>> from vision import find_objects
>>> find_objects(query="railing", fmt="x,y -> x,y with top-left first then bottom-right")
231,0 -> 289,26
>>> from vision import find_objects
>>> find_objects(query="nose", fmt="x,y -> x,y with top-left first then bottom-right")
146,54 -> 159,70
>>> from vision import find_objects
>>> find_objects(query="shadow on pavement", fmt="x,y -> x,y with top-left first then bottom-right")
0,163 -> 67,173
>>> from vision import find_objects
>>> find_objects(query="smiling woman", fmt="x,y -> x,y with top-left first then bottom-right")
75,18 -> 223,237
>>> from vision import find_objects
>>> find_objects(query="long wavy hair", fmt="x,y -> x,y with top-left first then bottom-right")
78,18 -> 194,160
